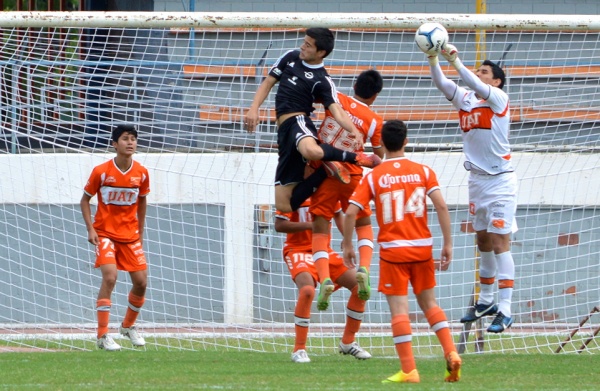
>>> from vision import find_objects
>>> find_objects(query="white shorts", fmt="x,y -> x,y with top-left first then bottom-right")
468,172 -> 518,235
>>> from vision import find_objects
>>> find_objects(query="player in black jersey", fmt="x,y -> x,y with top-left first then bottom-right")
245,27 -> 380,213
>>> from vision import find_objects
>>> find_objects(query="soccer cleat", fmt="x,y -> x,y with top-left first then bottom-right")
119,324 -> 146,347
97,334 -> 121,351
354,152 -> 382,168
444,351 -> 462,382
291,349 -> 311,363
316,278 -> 335,311
460,301 -> 498,323
339,341 -> 372,360
382,369 -> 420,384
322,161 -> 351,184
487,311 -> 514,333
356,267 -> 371,301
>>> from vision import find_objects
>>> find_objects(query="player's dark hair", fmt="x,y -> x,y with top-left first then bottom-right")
305,27 -> 335,58
483,59 -> 506,90
354,69 -> 383,100
112,124 -> 138,143
381,120 -> 408,152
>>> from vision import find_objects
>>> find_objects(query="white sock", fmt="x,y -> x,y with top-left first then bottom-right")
496,251 -> 515,317
478,251 -> 496,305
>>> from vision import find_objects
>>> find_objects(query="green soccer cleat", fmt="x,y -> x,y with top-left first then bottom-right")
317,278 -> 335,311
356,267 -> 371,301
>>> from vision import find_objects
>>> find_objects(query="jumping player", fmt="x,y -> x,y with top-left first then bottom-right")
245,27 -> 380,213
342,120 -> 461,383
426,40 -> 518,333
80,124 -> 150,351
309,69 -> 385,311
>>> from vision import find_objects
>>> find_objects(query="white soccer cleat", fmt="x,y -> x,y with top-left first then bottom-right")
291,349 -> 311,363
97,334 -> 121,351
119,324 -> 146,347
339,341 -> 372,359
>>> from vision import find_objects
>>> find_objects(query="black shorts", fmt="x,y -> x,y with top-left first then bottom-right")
275,115 -> 318,186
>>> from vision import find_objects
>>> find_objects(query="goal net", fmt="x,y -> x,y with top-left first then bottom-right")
0,12 -> 599,355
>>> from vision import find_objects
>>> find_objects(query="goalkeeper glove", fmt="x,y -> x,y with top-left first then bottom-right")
427,53 -> 439,66
441,43 -> 464,70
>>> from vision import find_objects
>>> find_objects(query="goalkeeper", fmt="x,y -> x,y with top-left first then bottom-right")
424,40 -> 518,333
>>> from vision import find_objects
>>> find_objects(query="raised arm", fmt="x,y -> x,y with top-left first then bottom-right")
428,54 -> 459,101
440,43 -> 492,100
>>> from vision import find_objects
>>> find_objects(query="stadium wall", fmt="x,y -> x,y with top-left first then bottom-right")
0,153 -> 598,324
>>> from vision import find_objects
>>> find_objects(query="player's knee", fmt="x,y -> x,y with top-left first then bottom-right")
298,285 -> 315,300
102,275 -> 118,290
298,141 -> 323,161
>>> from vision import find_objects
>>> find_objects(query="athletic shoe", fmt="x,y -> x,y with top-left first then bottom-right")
382,369 -> 420,384
322,161 -> 351,184
97,334 -> 121,351
487,311 -> 514,333
291,349 -> 311,363
444,351 -> 462,382
316,278 -> 335,311
339,341 -> 372,360
354,152 -> 382,168
356,267 -> 371,301
119,324 -> 146,347
460,301 -> 498,323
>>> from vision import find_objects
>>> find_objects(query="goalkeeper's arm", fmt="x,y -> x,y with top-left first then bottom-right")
427,53 -> 457,101
442,43 -> 492,100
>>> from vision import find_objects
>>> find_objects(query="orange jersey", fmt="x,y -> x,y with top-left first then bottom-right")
84,158 -> 150,243
276,201 -> 313,253
276,199 -> 340,253
349,157 -> 440,263
318,92 -> 383,175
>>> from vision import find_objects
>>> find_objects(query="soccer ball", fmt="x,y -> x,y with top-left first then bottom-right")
415,23 -> 449,56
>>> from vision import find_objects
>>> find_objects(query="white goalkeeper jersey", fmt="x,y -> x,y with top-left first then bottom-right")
450,85 -> 514,175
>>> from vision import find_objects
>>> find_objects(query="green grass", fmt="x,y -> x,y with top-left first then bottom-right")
0,349 -> 599,390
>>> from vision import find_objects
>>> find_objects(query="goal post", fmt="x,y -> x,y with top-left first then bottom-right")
0,12 -> 599,355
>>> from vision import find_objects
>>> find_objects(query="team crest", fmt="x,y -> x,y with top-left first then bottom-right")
304,72 -> 314,79
130,177 -> 141,186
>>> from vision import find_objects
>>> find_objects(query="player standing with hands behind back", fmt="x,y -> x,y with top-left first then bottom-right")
423,27 -> 518,333
342,120 -> 461,383
80,124 -> 150,351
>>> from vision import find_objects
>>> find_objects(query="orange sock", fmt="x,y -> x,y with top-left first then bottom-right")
96,298 -> 111,339
391,314 -> 416,373
424,306 -> 456,357
122,292 -> 145,328
294,285 -> 314,351
312,233 -> 330,281
341,286 -> 365,344
355,225 -> 374,269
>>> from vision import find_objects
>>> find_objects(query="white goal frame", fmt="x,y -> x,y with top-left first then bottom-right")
0,12 -> 598,355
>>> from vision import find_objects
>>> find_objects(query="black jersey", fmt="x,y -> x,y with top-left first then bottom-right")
268,50 -> 339,118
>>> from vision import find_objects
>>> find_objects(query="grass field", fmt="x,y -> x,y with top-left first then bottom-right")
1,348 -> 599,390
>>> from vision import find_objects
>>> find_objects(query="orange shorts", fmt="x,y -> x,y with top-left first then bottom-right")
95,237 -> 147,272
309,175 -> 371,220
378,258 -> 436,296
283,247 -> 349,287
